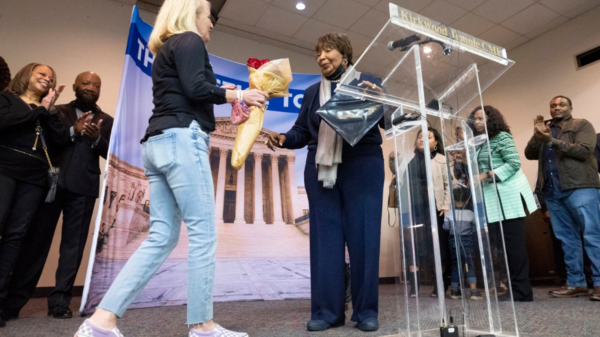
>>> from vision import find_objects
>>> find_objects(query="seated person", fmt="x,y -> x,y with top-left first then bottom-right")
444,187 -> 481,300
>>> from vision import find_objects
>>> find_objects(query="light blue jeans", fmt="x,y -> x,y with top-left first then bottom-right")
99,120 -> 217,325
546,188 -> 600,288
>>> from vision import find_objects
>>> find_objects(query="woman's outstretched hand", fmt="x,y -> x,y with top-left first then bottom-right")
266,133 -> 286,152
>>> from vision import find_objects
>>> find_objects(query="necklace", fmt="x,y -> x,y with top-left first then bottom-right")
19,94 -> 40,107
330,78 -> 341,83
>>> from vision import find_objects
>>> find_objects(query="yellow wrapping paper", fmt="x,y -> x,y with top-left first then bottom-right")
231,59 -> 293,169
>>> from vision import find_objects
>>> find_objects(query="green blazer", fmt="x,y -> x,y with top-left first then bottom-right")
477,131 -> 537,223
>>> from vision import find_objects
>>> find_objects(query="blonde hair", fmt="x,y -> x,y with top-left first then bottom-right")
148,0 -> 208,55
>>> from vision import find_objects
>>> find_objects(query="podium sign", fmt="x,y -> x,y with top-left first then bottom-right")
335,4 -> 519,337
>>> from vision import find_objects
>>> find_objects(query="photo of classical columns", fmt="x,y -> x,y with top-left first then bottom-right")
209,117 -> 306,225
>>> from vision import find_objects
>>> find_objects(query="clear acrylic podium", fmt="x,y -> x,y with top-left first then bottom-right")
336,4 -> 519,337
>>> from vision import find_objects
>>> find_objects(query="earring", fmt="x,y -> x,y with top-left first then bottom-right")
434,145 -> 438,151
343,59 -> 348,66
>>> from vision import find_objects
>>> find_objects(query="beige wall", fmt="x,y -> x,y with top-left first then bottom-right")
2,0 -> 598,287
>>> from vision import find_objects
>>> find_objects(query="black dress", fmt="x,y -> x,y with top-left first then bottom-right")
0,91 -> 68,316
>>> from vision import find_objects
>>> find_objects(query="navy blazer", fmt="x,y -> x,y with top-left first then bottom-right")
55,102 -> 114,198
282,73 -> 384,164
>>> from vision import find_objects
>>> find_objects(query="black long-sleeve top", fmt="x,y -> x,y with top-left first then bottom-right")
0,91 -> 69,186
282,74 -> 384,164
144,32 -> 227,140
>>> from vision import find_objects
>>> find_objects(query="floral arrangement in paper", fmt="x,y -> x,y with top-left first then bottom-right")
231,58 -> 293,169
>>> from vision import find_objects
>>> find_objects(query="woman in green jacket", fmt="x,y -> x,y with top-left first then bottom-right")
469,105 -> 536,302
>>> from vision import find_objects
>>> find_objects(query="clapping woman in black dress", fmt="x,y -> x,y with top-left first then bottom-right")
0,63 -> 68,327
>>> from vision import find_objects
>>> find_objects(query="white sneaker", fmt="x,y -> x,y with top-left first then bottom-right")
189,324 -> 249,337
75,319 -> 124,337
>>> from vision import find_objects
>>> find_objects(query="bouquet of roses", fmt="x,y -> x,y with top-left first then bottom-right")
231,58 -> 293,169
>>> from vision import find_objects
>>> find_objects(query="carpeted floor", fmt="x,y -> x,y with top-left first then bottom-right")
2,285 -> 599,336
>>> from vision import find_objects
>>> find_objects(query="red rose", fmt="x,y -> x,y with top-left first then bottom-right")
247,58 -> 270,69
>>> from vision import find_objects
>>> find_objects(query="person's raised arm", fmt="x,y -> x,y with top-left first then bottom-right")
525,117 -> 544,160
267,89 -> 312,150
551,120 -> 596,160
173,33 -> 266,107
0,95 -> 47,131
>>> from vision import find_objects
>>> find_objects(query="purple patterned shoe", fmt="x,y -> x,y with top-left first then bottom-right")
189,324 -> 248,337
75,319 -> 124,337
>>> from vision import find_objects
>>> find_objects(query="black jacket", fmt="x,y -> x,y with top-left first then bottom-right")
0,91 -> 69,186
55,101 -> 113,198
145,32 -> 226,140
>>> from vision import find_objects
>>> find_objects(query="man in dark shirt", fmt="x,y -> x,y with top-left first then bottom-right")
2,72 -> 114,320
525,95 -> 600,301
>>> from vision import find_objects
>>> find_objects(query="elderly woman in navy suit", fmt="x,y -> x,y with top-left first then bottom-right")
267,33 -> 384,332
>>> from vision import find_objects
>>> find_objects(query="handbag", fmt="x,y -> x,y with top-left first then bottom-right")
34,120 -> 60,202
316,93 -> 384,146
388,175 -> 399,208
1,98 -> 60,202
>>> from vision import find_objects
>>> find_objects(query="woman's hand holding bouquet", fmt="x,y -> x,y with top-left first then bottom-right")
231,58 -> 293,169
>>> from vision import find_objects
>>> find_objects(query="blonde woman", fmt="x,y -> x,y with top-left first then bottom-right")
74,1 -> 267,336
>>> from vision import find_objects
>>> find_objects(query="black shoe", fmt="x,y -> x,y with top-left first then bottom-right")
357,317 -> 379,331
0,315 -> 5,328
469,289 -> 483,300
307,320 -> 332,331
1,310 -> 18,322
50,306 -> 73,319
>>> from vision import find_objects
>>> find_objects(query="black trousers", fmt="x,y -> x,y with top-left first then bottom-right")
405,213 -> 451,293
3,188 -> 96,314
305,154 -> 384,324
0,174 -> 46,313
490,217 -> 533,301
436,213 -> 452,292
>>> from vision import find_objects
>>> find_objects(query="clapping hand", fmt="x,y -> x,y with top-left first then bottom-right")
533,115 -> 551,143
83,119 -> 103,141
74,111 -> 92,134
42,84 -> 66,112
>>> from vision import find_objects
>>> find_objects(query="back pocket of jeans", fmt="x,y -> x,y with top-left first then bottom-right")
147,133 -> 176,174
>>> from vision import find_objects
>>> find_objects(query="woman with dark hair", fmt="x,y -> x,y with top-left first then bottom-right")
391,127 -> 451,298
0,57 -> 10,90
267,32 -> 384,332
468,105 -> 536,302
0,63 -> 67,327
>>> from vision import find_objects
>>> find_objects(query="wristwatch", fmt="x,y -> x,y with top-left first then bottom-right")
486,171 -> 492,179
547,140 -> 553,147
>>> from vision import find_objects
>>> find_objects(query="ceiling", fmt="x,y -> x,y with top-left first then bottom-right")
135,0 -> 227,22
215,0 -> 600,57
116,0 -> 600,57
